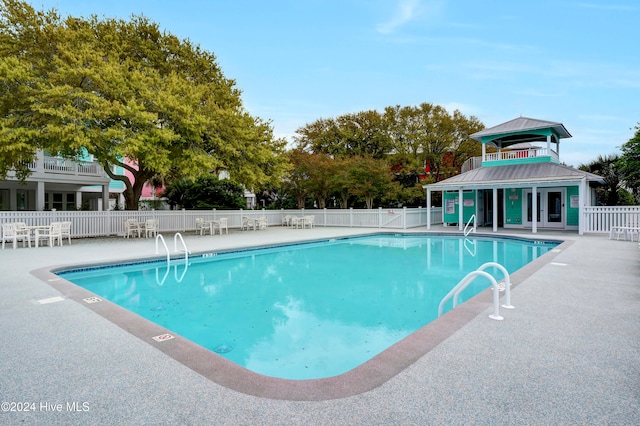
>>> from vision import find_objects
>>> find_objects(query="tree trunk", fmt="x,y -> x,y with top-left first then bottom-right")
365,195 -> 373,209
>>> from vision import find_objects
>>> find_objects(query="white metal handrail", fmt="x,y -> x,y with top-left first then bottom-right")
438,262 -> 514,321
464,214 -> 476,237
173,232 -> 190,262
155,234 -> 170,263
474,262 -> 514,309
155,233 -> 190,286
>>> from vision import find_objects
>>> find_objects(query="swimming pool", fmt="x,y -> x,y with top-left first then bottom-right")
57,234 -> 559,381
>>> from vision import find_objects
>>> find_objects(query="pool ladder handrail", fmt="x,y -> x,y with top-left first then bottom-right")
154,233 -> 191,285
464,214 -> 476,237
438,262 -> 514,321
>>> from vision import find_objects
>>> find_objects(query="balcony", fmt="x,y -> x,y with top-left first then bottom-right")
461,147 -> 559,173
9,154 -> 109,184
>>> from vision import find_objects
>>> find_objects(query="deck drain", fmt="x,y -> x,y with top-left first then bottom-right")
83,296 -> 103,304
550,262 -> 568,266
152,333 -> 175,342
37,296 -> 65,304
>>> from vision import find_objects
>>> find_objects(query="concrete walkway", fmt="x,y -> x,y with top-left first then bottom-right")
1,227 -> 639,425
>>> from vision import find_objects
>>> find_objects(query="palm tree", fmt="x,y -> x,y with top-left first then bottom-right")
579,154 -> 622,206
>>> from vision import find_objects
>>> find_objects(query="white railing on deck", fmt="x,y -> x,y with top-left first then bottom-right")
0,207 -> 443,239
483,147 -> 558,162
40,156 -> 104,177
582,206 -> 640,234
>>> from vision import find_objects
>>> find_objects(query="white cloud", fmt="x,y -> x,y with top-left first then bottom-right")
376,0 -> 426,34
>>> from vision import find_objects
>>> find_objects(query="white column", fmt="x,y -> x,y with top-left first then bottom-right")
75,190 -> 82,210
547,135 -> 551,154
36,181 -> 45,211
102,185 -> 110,211
426,188 -> 431,230
532,185 -> 538,234
492,187 -> 498,233
482,142 -> 486,162
9,188 -> 17,210
579,177 -> 586,235
458,188 -> 464,231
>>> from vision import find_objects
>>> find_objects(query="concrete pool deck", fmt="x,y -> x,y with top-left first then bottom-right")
1,226 -> 639,424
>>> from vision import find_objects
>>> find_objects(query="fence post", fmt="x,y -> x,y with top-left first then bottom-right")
403,207 -> 407,230
350,207 -> 353,228
323,208 -> 327,227
378,207 -> 382,228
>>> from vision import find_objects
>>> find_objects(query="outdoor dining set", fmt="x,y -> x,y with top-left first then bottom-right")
123,218 -> 161,238
1,221 -> 72,249
282,215 -> 315,229
194,217 -> 229,235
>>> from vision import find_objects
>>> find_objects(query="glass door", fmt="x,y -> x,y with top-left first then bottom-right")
526,192 -> 541,223
547,191 -> 562,223
524,189 -> 565,228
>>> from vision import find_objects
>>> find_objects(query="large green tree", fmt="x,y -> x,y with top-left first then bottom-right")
347,155 -> 396,209
0,0 -> 287,209
294,110 -> 392,159
163,176 -> 246,210
618,123 -> 640,203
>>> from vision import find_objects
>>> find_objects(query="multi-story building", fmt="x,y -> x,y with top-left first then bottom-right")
0,151 -> 120,211
424,117 -> 605,234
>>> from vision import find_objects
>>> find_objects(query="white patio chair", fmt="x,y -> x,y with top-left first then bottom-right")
2,223 -> 31,249
302,215 -> 315,229
124,219 -> 141,238
257,217 -> 268,230
282,215 -> 292,227
35,222 -> 63,247
144,219 -> 159,238
290,216 -> 301,229
216,218 -> 229,234
13,222 -> 32,245
241,216 -> 251,231
195,218 -> 212,235
60,221 -> 72,244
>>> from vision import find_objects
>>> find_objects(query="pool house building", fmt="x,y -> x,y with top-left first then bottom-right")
424,117 -> 605,235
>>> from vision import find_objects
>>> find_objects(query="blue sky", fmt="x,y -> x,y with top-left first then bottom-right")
29,0 -> 639,167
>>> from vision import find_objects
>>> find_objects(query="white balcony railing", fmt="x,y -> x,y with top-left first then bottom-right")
40,156 -> 104,176
484,148 -> 558,162
461,148 -> 559,173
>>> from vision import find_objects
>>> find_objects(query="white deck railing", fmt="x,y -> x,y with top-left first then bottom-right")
582,206 -> 640,234
484,148 -> 559,162
461,148 -> 560,172
0,207 -> 443,239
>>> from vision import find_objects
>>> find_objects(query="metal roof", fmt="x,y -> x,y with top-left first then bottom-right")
471,117 -> 572,141
424,163 -> 604,190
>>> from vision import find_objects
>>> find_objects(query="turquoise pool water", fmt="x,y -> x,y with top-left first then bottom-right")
58,234 -> 558,380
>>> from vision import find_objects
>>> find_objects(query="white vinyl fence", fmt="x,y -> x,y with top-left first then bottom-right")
582,206 -> 640,234
0,207 -> 443,239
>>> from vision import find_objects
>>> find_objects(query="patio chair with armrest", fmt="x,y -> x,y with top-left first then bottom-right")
124,219 -> 142,238
216,218 -> 229,234
35,222 -> 63,247
195,218 -> 211,235
2,223 -> 31,249
144,219 -> 159,238
60,221 -> 72,244
257,217 -> 268,230
302,215 -> 315,229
